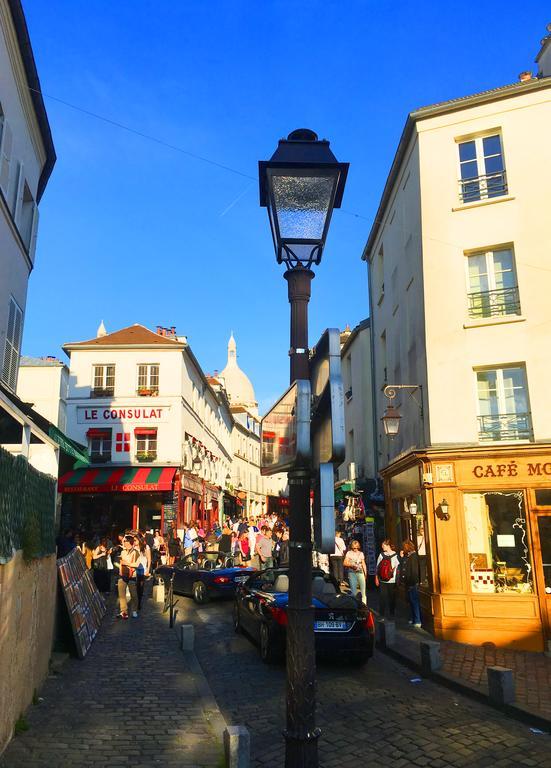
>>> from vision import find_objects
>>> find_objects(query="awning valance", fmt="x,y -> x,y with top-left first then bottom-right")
134,428 -> 157,435
59,466 -> 176,493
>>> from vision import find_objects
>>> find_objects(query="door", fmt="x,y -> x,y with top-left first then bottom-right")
534,513 -> 551,645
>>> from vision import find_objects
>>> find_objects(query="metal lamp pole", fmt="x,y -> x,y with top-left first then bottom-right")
259,129 -> 348,768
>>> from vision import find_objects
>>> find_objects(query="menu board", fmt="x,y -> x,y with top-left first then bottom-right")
57,547 -> 106,658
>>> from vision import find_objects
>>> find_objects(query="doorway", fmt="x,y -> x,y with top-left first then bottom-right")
534,512 -> 551,647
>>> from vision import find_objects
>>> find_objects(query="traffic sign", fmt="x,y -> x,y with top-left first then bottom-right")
260,380 -> 311,476
310,328 -> 345,470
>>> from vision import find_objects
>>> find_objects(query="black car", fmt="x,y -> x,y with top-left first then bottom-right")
156,553 -> 255,604
233,567 -> 375,664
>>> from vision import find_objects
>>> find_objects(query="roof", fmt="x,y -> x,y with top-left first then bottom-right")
340,318 -> 370,358
20,355 -> 65,367
7,0 -> 56,201
63,324 -> 186,351
362,75 -> 551,260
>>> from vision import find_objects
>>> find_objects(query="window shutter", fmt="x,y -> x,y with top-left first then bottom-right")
28,203 -> 39,262
0,119 -> 12,197
13,161 -> 24,221
1,298 -> 23,391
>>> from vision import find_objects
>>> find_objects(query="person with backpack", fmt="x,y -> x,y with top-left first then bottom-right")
374,539 -> 400,619
400,539 -> 422,628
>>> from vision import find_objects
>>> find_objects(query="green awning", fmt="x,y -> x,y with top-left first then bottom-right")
48,425 -> 90,465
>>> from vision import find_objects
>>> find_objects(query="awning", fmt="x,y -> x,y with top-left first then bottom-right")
58,466 -> 176,493
49,425 -> 90,465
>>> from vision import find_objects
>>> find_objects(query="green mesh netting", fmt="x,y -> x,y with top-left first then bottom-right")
0,446 -> 56,563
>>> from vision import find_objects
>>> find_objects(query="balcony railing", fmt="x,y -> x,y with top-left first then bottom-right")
468,286 -> 521,319
90,453 -> 111,463
459,170 -> 507,204
136,451 -> 157,462
478,412 -> 532,442
91,387 -> 114,398
136,387 -> 159,396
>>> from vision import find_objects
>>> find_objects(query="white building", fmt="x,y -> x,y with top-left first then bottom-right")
17,356 -> 69,432
0,0 -> 55,394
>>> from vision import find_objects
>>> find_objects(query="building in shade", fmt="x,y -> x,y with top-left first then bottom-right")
363,25 -> 551,651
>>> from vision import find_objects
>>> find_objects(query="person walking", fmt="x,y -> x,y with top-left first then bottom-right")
135,535 -> 151,613
401,539 -> 422,627
238,531 -> 251,565
218,521 -> 233,562
255,525 -> 274,569
117,535 -> 139,619
330,530 -> 347,585
375,539 -> 400,619
344,539 -> 367,605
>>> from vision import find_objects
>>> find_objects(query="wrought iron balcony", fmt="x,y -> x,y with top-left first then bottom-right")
90,453 -> 111,463
468,286 -> 521,319
136,451 -> 157,462
459,170 -> 507,204
91,387 -> 114,398
478,412 -> 532,442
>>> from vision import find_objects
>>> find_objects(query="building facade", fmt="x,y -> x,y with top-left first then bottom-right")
364,27 -> 551,651
17,355 -> 69,431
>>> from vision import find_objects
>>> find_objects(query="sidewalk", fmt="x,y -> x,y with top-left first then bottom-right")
368,588 -> 551,726
0,588 -> 221,768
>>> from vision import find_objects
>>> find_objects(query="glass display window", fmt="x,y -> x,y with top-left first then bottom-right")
463,491 -> 533,594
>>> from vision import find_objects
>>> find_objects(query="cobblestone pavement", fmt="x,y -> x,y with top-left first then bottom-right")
187,598 -> 550,768
0,591 -> 221,768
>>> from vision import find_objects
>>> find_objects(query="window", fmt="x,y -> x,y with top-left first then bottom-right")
137,363 -> 159,394
19,181 -> 38,256
1,297 -> 23,391
458,134 -> 507,203
135,428 -> 157,461
476,366 -> 531,441
0,106 -> 12,198
92,365 -> 115,396
115,432 -> 130,453
88,428 -> 111,463
463,491 -> 533,594
466,248 -> 520,319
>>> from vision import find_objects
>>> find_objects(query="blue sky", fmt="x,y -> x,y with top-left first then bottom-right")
22,0 -> 549,414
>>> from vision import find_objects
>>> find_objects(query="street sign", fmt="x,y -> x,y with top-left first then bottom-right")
310,328 -> 345,470
313,462 -> 336,554
260,379 -> 311,476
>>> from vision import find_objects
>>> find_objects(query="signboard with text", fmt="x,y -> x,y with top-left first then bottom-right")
77,405 -> 170,424
261,380 -> 311,475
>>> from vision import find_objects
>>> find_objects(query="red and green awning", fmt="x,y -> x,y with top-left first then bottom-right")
58,466 -> 176,494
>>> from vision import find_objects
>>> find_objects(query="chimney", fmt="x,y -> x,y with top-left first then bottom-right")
156,326 -> 164,336
518,70 -> 532,82
536,23 -> 551,78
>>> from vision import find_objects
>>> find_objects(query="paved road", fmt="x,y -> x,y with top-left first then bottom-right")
188,599 -> 550,768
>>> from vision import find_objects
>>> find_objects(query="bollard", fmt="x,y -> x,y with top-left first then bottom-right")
152,582 -> 165,603
420,640 -> 442,674
376,619 -> 396,648
487,666 -> 515,706
180,623 -> 195,651
224,725 -> 250,768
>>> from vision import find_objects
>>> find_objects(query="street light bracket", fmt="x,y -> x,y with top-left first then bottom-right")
384,383 -> 423,413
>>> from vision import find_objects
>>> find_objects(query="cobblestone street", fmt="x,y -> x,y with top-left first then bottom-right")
0,593 -> 220,768
189,599 -> 550,768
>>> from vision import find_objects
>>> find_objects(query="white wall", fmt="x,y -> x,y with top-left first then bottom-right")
17,363 -> 67,428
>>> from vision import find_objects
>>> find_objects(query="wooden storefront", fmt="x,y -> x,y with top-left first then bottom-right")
381,445 -> 551,652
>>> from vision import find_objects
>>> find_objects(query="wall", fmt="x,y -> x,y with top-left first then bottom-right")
0,551 -> 57,753
17,363 -> 66,427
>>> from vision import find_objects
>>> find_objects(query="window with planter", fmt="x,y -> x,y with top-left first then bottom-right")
92,364 -> 115,397
466,247 -> 520,319
463,491 -> 533,594
135,428 -> 157,461
457,133 -> 507,203
476,366 -> 531,442
88,428 -> 112,463
137,363 -> 159,395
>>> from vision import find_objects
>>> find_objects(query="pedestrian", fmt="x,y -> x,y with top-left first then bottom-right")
247,518 -> 258,559
330,530 -> 347,585
117,535 -> 139,619
400,539 -> 422,627
183,523 -> 193,556
238,531 -> 251,565
135,535 -> 150,613
255,525 -> 274,569
167,531 -> 181,565
344,539 -> 367,605
92,537 -> 110,592
277,528 -> 289,567
375,539 -> 399,619
218,521 -> 233,561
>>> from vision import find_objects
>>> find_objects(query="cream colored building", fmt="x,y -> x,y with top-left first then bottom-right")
363,26 -> 551,651
17,355 -> 69,431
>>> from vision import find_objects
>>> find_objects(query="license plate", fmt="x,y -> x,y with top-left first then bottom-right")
314,620 -> 347,630
234,575 -> 249,583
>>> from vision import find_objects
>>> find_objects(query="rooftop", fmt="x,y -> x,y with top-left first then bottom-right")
63,324 -> 186,350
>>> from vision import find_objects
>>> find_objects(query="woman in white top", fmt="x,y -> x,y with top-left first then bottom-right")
375,539 -> 400,619
344,539 -> 367,605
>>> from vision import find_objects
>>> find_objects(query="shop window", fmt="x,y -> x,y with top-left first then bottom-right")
535,489 -> 551,506
463,491 -> 533,594
92,364 -> 115,397
537,518 -> 551,594
393,496 -> 431,589
88,428 -> 111,463
135,428 -> 157,461
137,363 -> 159,395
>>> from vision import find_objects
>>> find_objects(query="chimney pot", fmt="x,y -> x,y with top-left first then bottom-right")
519,70 -> 532,82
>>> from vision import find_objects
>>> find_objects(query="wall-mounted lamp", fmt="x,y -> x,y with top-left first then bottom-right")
381,404 -> 402,437
409,501 -> 418,518
439,498 -> 450,521
381,384 -> 423,439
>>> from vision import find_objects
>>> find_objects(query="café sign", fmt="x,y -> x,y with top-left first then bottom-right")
469,457 -> 551,480
77,406 -> 169,424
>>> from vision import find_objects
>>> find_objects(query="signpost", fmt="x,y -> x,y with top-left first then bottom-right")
261,380 -> 311,476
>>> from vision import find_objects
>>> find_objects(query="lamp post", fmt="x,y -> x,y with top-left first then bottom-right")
381,384 -> 424,441
259,129 -> 348,768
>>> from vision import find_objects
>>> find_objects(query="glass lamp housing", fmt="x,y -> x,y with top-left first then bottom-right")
381,405 -> 402,437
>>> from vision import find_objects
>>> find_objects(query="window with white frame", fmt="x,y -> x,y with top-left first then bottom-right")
92,364 -> 115,396
135,428 -> 157,460
1,297 -> 23,391
88,428 -> 112,462
476,366 -> 531,442
137,363 -> 159,394
466,247 -> 520,319
458,134 -> 507,203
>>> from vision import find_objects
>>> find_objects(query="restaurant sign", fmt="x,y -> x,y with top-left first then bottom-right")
77,406 -> 170,424
453,456 -> 551,484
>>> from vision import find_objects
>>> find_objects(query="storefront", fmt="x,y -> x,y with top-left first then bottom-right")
180,470 -> 221,529
381,445 -> 551,652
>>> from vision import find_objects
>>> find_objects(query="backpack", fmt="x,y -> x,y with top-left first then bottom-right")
377,554 -> 395,582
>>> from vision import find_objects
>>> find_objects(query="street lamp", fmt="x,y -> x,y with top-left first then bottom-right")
259,129 -> 348,768
382,384 -> 424,440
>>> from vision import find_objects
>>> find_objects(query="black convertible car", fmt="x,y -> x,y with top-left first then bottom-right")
233,567 -> 375,664
156,553 -> 255,604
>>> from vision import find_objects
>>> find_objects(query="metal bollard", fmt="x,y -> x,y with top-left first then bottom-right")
376,619 -> 396,648
224,725 -> 250,768
180,623 -> 194,651
152,582 -> 165,603
420,640 -> 442,674
487,666 -> 515,706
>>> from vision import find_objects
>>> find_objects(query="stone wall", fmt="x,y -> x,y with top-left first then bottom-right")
0,550 -> 57,753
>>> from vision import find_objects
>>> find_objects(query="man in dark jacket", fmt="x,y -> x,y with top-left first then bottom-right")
401,539 -> 421,627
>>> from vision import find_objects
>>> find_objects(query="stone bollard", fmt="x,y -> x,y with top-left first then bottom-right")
376,619 -> 396,648
180,623 -> 195,651
420,640 -> 442,674
487,666 -> 515,706
152,581 -> 165,603
224,725 -> 250,768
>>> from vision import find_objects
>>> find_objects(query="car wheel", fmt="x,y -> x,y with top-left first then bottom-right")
193,581 -> 209,605
259,622 -> 278,664
233,603 -> 242,634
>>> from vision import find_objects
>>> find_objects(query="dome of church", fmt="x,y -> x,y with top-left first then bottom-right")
219,333 -> 258,415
